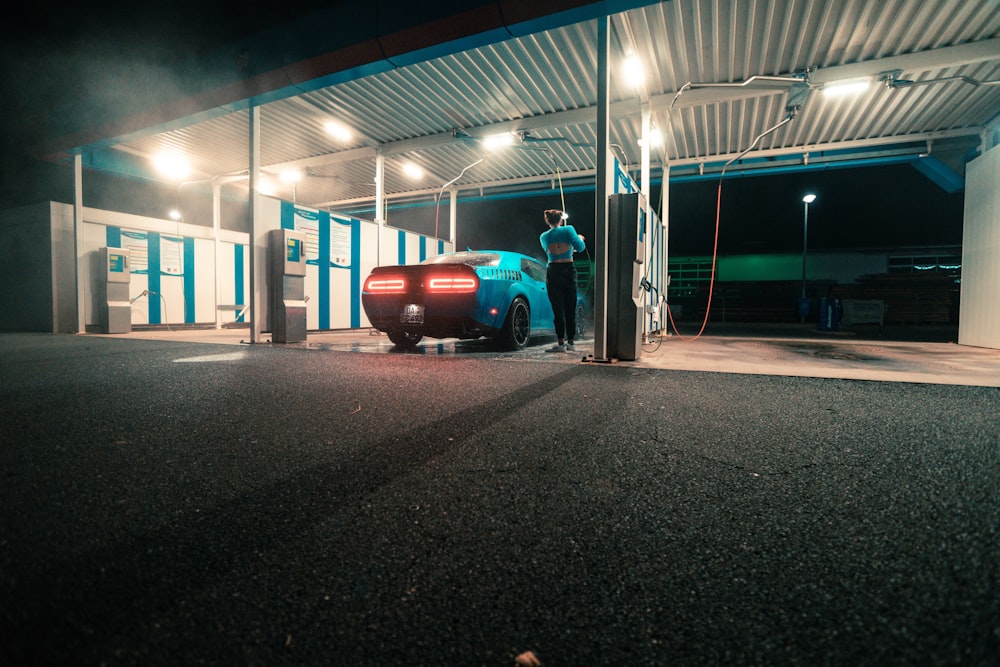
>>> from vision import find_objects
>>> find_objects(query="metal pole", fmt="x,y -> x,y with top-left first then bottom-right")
74,153 -> 85,333
800,200 -> 809,323
375,148 -> 385,266
593,15 -> 610,361
213,182 -> 222,329
801,200 -> 808,298
249,105 -> 262,343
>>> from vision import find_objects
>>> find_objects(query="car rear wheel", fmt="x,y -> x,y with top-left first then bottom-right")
500,298 -> 530,350
388,329 -> 422,347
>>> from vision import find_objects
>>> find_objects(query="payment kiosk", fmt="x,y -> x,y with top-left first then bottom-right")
606,193 -> 646,361
98,247 -> 132,334
268,228 -> 307,343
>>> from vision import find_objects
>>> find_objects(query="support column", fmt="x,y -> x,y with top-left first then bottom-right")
641,104 -> 651,200
249,106 -> 263,344
593,15 -> 611,361
449,189 -> 458,245
74,154 -> 84,334
660,163 -> 670,330
375,147 -> 385,266
213,182 -> 223,329
374,147 -> 385,225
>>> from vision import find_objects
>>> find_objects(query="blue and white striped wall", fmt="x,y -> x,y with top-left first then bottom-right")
280,200 -> 449,330
76,207 -> 231,327
76,199 -> 451,331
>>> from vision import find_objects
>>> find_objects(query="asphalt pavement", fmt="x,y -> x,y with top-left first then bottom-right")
1,331 -> 998,665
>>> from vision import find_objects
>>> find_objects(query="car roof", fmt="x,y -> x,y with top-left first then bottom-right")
424,250 -> 546,266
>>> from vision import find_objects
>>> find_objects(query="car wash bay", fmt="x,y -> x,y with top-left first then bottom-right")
2,331 -> 997,665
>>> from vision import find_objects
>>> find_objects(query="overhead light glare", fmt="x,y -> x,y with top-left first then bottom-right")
324,120 -> 352,142
168,209 -> 182,221
153,153 -> 191,180
623,55 -> 644,88
402,162 -> 424,180
482,133 -> 514,150
802,193 -> 817,204
821,78 -> 871,98
280,169 -> 303,183
256,178 -> 275,196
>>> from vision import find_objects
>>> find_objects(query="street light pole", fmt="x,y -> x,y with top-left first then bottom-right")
800,193 -> 816,324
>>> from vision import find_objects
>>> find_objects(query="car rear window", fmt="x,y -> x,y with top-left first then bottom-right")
422,252 -> 501,267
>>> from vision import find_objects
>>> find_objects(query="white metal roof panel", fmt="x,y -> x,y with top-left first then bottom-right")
102,0 -> 1000,214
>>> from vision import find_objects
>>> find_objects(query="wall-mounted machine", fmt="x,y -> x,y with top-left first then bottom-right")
268,228 -> 307,343
97,247 -> 132,334
607,193 -> 646,361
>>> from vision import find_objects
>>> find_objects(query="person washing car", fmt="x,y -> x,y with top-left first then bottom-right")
539,209 -> 586,353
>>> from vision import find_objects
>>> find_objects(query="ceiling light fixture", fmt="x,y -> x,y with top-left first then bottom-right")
152,153 -> 191,180
821,77 -> 871,97
402,162 -> 424,180
482,133 -> 514,150
623,55 -> 644,88
324,120 -> 352,142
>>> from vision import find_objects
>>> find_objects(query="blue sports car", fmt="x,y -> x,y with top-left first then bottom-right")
362,250 -> 587,349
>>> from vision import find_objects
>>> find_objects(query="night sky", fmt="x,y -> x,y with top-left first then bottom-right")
0,1 -> 333,209
666,163 -> 966,255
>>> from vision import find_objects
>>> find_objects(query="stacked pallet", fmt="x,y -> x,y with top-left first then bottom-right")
831,273 -> 959,324
681,281 -> 805,323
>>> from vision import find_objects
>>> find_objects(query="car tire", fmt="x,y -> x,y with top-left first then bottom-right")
388,329 -> 422,347
500,297 -> 530,350
575,304 -> 587,340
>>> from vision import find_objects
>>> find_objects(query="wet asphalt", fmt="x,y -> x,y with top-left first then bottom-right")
1,332 -> 998,666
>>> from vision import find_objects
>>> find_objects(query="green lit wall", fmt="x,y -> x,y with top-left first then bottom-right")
716,253 -> 890,283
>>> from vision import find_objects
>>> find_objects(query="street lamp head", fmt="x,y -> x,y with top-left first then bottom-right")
802,193 -> 817,204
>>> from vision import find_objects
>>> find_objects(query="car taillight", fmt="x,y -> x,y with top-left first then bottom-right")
365,277 -> 406,292
427,275 -> 478,292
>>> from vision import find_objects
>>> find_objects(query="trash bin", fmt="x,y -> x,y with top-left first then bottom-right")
818,297 -> 840,331
797,296 -> 811,321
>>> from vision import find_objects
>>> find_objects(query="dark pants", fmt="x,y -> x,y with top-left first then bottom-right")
546,262 -> 578,342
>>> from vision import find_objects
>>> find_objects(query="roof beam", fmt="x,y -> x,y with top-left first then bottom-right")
263,147 -> 377,173
809,37 -> 1000,85
319,129 -> 982,209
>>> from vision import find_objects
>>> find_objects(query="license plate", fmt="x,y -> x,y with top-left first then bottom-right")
400,304 -> 424,324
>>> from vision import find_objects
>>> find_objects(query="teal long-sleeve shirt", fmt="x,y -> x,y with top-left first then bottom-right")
539,225 -> 585,261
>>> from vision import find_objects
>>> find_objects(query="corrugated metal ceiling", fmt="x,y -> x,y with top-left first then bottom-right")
107,0 -> 1000,216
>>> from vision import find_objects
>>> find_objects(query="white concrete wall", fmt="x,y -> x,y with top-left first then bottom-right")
50,203 -> 78,332
73,204 -> 241,329
959,145 -> 1000,349
1,197 -> 454,334
0,203 -> 56,331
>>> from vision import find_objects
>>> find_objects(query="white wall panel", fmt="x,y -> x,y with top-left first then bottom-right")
305,262 -> 321,330
329,267 -> 353,329
959,145 -> 1000,349
195,238 -> 216,323
359,223 -> 379,328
